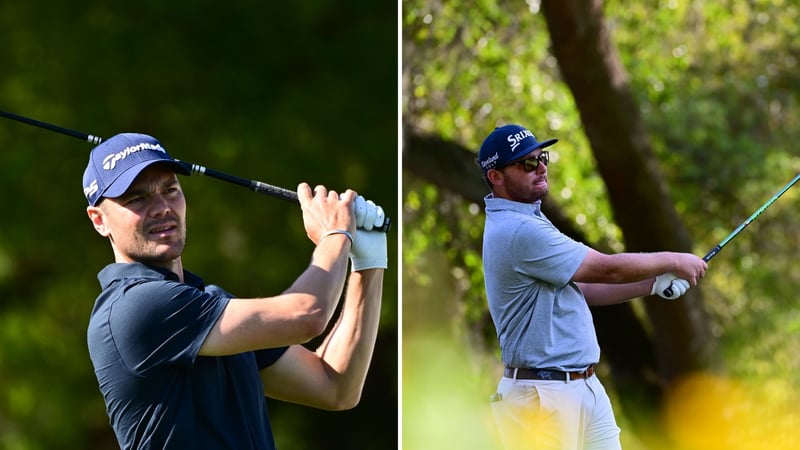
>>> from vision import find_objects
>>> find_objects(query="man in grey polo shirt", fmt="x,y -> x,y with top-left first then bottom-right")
477,124 -> 707,449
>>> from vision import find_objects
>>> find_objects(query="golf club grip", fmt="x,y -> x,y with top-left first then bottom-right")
702,245 -> 721,262
181,162 -> 391,233
662,244 -> 722,296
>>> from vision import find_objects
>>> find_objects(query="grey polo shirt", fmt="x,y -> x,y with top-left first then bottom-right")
482,195 -> 599,371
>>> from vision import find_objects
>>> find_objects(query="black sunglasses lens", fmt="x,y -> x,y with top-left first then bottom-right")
522,159 -> 538,172
521,152 -> 548,172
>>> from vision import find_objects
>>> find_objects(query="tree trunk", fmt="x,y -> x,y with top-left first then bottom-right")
540,0 -> 719,378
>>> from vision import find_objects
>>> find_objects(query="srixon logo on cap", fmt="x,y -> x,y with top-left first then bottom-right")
102,142 -> 167,171
506,128 -> 535,152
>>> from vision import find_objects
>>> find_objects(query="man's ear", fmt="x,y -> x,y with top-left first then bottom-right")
87,205 -> 111,237
487,168 -> 504,186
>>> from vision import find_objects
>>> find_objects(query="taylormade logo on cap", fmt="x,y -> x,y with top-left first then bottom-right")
82,133 -> 189,206
102,142 -> 167,170
477,124 -> 558,174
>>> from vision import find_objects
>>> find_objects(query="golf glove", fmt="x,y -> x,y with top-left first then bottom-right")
350,228 -> 388,271
354,195 -> 385,231
651,273 -> 690,300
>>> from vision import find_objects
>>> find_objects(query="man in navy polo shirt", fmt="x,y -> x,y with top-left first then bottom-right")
82,133 -> 387,449
477,124 -> 707,449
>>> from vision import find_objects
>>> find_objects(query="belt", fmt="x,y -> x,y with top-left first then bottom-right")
504,365 -> 595,381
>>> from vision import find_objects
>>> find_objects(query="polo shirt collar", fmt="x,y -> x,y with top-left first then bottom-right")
97,262 -> 205,290
484,194 -> 543,217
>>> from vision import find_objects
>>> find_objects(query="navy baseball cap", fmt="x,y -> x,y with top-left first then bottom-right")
477,124 -> 557,174
82,133 -> 190,206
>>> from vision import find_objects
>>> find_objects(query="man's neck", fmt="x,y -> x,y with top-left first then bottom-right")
112,252 -> 184,282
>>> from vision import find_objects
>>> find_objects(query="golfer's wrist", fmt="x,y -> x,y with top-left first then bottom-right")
320,229 -> 353,246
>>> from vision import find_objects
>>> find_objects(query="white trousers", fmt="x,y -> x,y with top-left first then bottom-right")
490,374 -> 622,450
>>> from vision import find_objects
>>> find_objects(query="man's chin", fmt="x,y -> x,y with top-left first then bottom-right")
138,243 -> 184,264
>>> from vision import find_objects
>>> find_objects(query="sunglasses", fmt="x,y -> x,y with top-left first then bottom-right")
505,151 -> 549,172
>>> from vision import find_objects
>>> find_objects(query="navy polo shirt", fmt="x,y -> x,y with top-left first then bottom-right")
87,262 -> 288,450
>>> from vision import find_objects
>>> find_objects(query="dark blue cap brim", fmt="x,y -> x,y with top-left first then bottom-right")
100,160 -> 190,201
513,138 -> 558,162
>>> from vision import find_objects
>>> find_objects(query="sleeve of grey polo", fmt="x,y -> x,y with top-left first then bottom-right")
512,218 -> 589,287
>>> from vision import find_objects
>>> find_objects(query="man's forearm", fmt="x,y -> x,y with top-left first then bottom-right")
314,269 -> 384,409
283,236 -> 352,324
576,250 -> 702,285
578,279 -> 655,306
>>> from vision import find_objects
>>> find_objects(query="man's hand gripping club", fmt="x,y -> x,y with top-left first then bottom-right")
351,195 -> 388,271
354,195 -> 386,231
651,273 -> 690,300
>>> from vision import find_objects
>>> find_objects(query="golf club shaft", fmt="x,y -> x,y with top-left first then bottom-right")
0,109 -> 390,232
663,172 -> 800,296
0,110 -> 104,144
701,172 -> 800,262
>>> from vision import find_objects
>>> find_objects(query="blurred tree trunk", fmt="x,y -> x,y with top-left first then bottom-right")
540,0 -> 719,377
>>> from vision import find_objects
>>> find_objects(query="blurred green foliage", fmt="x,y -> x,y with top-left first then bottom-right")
403,0 -> 800,448
0,1 -> 397,449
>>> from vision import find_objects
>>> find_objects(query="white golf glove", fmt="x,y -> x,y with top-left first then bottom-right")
350,228 -> 388,271
354,195 -> 386,231
651,273 -> 690,300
